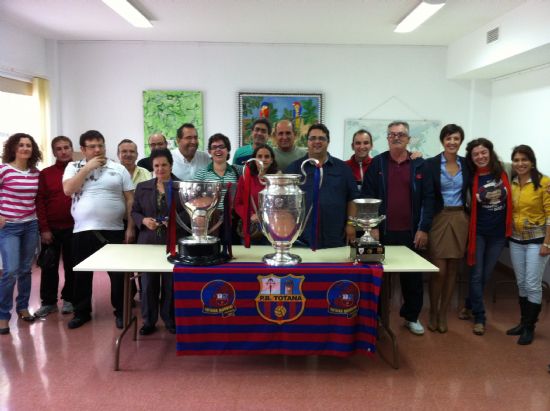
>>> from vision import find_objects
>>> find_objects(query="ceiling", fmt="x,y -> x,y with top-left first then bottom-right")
0,0 -> 528,46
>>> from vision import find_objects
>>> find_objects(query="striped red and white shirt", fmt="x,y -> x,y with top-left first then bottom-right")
0,164 -> 40,222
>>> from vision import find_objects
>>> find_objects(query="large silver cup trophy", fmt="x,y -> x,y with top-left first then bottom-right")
349,198 -> 386,263
168,181 -> 228,266
258,159 -> 323,266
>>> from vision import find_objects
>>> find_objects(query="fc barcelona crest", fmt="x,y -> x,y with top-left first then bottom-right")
255,274 -> 306,325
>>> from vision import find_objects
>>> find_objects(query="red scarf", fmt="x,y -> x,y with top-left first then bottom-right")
242,164 -> 252,248
467,168 -> 512,266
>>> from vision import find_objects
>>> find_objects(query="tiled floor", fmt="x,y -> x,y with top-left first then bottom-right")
1,266 -> 549,410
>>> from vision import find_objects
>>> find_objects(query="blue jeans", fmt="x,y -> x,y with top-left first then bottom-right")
0,220 -> 39,320
465,234 -> 506,324
509,241 -> 550,304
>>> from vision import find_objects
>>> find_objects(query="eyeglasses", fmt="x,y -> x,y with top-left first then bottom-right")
307,136 -> 328,142
210,144 -> 227,150
84,144 -> 105,149
387,132 -> 408,139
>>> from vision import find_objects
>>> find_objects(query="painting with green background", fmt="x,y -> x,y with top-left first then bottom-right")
143,90 -> 204,156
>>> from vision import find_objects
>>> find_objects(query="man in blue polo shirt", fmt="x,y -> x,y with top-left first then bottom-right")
362,120 -> 434,336
286,124 -> 359,249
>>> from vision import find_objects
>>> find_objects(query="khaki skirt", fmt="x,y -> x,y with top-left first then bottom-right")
428,207 -> 469,260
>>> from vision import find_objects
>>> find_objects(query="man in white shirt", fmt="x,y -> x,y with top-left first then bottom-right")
171,123 -> 210,180
63,130 -> 135,329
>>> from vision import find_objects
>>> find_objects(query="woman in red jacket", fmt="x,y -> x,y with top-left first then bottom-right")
234,144 -> 279,244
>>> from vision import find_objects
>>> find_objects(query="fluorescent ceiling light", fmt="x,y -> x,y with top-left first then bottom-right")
394,0 -> 445,33
102,0 -> 153,28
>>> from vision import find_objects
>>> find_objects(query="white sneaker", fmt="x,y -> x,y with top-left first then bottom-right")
405,320 -> 425,335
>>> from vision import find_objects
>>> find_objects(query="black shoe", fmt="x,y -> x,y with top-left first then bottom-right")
68,316 -> 90,329
0,327 -> 10,335
139,325 -> 156,335
115,317 -> 124,329
506,323 -> 524,335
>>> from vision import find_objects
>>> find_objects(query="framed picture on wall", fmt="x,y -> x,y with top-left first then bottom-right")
143,90 -> 204,156
238,92 -> 323,147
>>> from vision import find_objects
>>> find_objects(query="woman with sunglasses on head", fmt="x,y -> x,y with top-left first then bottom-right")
506,145 -> 550,345
424,124 -> 471,333
460,138 -> 512,336
131,149 -> 183,335
234,144 -> 279,245
0,133 -> 43,335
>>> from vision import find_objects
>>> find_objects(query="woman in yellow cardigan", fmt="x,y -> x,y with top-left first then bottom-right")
507,145 -> 550,345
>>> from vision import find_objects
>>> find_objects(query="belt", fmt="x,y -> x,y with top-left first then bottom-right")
443,206 -> 464,211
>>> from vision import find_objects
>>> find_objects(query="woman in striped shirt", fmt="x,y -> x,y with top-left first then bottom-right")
0,133 -> 42,335
193,133 -> 243,209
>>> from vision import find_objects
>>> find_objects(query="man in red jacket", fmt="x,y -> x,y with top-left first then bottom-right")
34,136 -> 75,318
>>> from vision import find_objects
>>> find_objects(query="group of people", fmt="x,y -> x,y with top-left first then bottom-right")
0,119 -> 549,352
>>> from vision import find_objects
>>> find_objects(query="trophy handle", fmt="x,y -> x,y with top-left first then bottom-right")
208,217 -> 224,234
207,182 -> 236,234
245,158 -> 265,184
175,213 -> 193,234
300,205 -> 313,235
299,158 -> 323,188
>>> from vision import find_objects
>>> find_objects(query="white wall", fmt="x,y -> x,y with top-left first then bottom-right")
489,64 -> 550,175
57,41 -> 481,160
0,21 -> 48,78
447,0 -> 550,79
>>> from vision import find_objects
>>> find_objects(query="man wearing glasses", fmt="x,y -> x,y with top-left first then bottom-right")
63,130 -> 135,329
362,121 -> 434,336
286,123 -> 359,249
171,123 -> 210,181
137,133 -> 168,172
233,118 -> 271,166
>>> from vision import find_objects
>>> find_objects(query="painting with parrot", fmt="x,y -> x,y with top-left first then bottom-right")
238,92 -> 323,147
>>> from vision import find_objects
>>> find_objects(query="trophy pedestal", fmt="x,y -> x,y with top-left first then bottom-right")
350,241 -> 385,264
168,236 -> 229,266
262,242 -> 302,266
263,252 -> 302,266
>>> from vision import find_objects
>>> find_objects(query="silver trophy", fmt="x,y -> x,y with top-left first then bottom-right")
258,158 -> 323,266
168,181 -> 228,266
350,198 -> 386,263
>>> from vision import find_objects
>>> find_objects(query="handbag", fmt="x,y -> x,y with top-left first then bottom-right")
37,244 -> 57,270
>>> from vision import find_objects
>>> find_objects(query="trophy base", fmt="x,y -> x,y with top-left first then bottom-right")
168,239 -> 229,266
262,252 -> 302,267
350,241 -> 385,264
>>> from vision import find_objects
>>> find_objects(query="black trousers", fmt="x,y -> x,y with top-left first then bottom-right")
39,228 -> 75,305
72,230 -> 124,319
382,230 -> 424,322
141,272 -> 174,328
